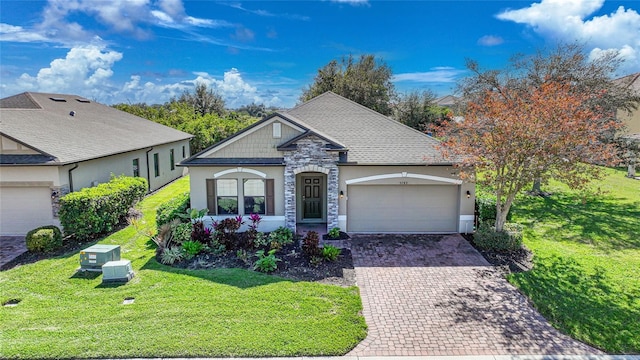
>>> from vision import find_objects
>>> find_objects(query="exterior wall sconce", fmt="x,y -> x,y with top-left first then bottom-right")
339,190 -> 344,199
466,190 -> 471,198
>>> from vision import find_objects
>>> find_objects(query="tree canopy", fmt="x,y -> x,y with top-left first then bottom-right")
393,90 -> 452,132
439,81 -> 622,232
300,54 -> 395,115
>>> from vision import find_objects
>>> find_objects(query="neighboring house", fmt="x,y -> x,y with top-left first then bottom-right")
615,73 -> 640,177
180,92 -> 474,234
0,92 -> 193,236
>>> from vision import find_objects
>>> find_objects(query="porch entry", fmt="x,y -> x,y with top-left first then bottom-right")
299,174 -> 325,223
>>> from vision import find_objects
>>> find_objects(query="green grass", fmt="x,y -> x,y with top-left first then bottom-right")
506,167 -> 640,354
0,176 -> 367,359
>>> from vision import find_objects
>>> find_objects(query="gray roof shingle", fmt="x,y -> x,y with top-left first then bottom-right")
283,92 -> 452,165
1,92 -> 193,164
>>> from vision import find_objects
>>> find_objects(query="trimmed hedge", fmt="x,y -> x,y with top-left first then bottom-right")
26,225 -> 63,253
59,175 -> 147,239
474,222 -> 523,251
156,192 -> 190,226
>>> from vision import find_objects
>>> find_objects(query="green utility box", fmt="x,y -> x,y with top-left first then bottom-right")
79,245 -> 121,271
102,260 -> 134,283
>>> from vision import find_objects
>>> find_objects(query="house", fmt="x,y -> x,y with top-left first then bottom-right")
0,92 -> 193,236
180,92 -> 474,234
615,73 -> 640,177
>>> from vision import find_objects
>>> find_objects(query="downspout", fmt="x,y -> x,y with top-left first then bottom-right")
145,147 -> 153,192
68,163 -> 79,192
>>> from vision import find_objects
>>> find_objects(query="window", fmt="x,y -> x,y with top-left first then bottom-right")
216,179 -> 238,214
273,122 -> 282,138
244,179 -> 265,214
170,149 -> 175,171
153,153 -> 159,177
132,158 -> 140,177
182,145 -> 186,158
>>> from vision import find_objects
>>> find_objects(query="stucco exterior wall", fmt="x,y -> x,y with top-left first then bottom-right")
66,140 -> 190,192
189,165 -> 286,232
206,120 -> 302,159
619,108 -> 640,135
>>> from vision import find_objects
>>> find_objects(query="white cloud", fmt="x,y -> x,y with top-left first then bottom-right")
497,0 -> 640,73
2,0 -> 230,45
116,68 -> 284,108
9,45 -> 122,100
393,67 -> 465,83
329,0 -> 370,6
477,35 -> 504,47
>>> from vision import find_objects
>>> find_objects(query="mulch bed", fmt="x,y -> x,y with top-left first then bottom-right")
172,239 -> 356,287
462,233 -> 534,273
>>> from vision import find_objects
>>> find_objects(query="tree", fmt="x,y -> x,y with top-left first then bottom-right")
459,43 -> 639,194
177,82 -> 226,117
393,90 -> 452,132
301,54 -> 395,115
438,81 -> 622,232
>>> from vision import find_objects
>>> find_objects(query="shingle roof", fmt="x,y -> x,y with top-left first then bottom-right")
0,154 -> 57,165
283,92 -> 452,165
0,92 -> 193,164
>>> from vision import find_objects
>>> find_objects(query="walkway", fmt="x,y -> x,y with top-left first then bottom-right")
347,234 -> 602,356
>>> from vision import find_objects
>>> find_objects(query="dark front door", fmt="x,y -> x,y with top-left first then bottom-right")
302,176 -> 323,220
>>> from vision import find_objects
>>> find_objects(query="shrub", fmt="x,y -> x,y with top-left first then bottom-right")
182,240 -> 204,259
156,192 -> 190,226
269,226 -> 293,248
474,223 -> 523,251
253,232 -> 269,248
302,231 -> 321,257
191,221 -> 211,243
25,225 -> 62,253
59,175 -> 147,239
327,227 -> 341,239
171,222 -> 192,244
160,246 -> 184,265
213,217 -> 243,249
253,249 -> 280,273
322,245 -> 341,261
475,194 -> 512,225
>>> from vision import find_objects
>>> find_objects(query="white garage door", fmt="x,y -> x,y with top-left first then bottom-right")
347,185 -> 458,232
0,187 -> 53,235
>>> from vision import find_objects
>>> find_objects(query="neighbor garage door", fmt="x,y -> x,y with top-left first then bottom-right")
347,185 -> 458,232
0,187 -> 53,235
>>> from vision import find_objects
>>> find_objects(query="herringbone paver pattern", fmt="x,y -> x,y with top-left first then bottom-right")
348,234 -> 602,356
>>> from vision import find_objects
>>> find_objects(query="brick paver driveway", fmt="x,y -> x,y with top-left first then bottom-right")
347,234 -> 602,356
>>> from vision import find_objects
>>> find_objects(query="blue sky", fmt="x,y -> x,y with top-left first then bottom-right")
1,0 -> 639,108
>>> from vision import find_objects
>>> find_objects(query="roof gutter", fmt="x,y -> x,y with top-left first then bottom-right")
68,163 -> 79,192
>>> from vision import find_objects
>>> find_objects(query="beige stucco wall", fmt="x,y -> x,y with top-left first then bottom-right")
64,140 -> 190,192
619,108 -> 640,135
189,165 -> 286,232
204,119 -> 302,159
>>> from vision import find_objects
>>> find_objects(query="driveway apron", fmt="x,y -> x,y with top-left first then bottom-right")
347,234 -> 602,356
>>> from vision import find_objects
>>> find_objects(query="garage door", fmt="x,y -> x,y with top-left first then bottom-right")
347,185 -> 458,232
0,187 -> 53,235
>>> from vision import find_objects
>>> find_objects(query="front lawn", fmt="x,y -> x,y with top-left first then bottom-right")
0,176 -> 367,359
508,167 -> 640,354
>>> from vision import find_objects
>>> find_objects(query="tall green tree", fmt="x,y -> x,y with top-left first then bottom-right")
177,82 -> 226,117
393,90 -> 452,132
301,54 -> 395,115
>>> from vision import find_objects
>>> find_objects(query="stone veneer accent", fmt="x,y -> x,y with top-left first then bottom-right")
283,137 -> 339,232
51,185 -> 70,218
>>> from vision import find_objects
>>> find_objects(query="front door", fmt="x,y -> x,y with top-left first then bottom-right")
302,176 -> 323,220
